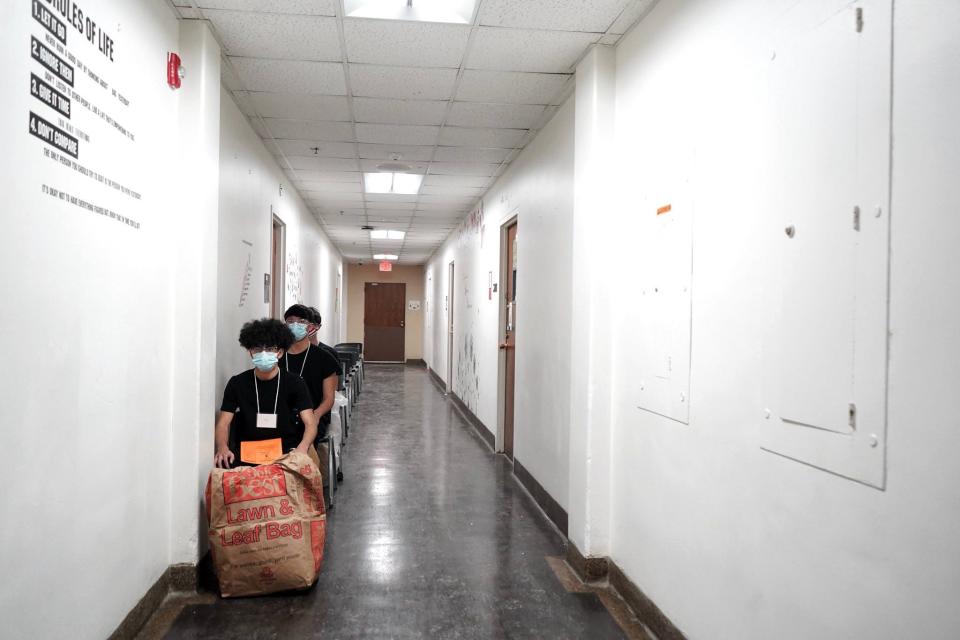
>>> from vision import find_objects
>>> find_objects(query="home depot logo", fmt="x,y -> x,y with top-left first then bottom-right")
222,465 -> 288,504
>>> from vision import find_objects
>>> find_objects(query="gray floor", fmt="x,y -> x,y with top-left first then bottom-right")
166,365 -> 626,639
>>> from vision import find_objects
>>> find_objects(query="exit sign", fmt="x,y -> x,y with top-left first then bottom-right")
379,261 -> 393,272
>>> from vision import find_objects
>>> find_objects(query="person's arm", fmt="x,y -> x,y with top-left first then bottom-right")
296,409 -> 318,454
214,411 -> 235,468
315,373 -> 337,417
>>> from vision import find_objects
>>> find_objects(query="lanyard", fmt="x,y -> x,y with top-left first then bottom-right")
254,371 -> 280,415
285,347 -> 310,377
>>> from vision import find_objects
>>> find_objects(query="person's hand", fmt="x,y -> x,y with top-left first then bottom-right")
214,447 -> 235,468
294,443 -> 310,455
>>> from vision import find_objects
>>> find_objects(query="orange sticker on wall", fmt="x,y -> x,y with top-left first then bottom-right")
657,204 -> 672,216
240,438 -> 283,465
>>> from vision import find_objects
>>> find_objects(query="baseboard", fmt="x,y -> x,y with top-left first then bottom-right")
608,561 -> 687,640
448,391 -> 496,451
108,556 -> 207,639
426,366 -> 446,391
565,541 -> 687,640
565,539 -> 609,583
405,358 -> 426,367
108,567 -> 176,639
514,458 -> 569,537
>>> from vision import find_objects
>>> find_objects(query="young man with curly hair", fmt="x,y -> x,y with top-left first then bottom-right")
213,318 -> 318,469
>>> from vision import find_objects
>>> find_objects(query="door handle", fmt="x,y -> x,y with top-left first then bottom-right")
499,343 -> 514,350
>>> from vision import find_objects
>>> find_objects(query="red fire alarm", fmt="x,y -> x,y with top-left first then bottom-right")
379,261 -> 393,272
167,52 -> 184,89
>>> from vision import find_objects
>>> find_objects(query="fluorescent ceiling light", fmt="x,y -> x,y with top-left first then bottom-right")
370,229 -> 406,240
345,0 -> 476,24
374,254 -> 399,260
364,172 -> 424,195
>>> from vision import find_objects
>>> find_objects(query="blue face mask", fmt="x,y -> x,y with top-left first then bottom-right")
251,351 -> 279,372
288,322 -> 308,341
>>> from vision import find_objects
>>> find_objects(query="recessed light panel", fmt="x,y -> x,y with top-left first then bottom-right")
374,254 -> 399,260
370,229 -> 406,240
345,0 -> 477,24
364,172 -> 424,195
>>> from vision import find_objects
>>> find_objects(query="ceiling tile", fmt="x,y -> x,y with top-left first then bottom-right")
263,119 -> 355,141
357,144 -> 435,162
320,207 -> 366,216
438,127 -> 527,148
359,159 -> 429,172
292,168 -> 364,183
206,10 -> 341,60
273,140 -> 357,158
433,146 -> 512,163
355,123 -> 440,146
297,180 -> 365,194
608,0 -> 659,34
428,162 -> 501,177
457,70 -> 570,105
350,65 -> 458,101
366,201 -> 416,210
419,185 -> 485,197
446,102 -> 546,129
466,27 -> 598,73
245,92 -> 351,121
423,174 -> 490,188
288,156 -> 360,171
344,19 -> 471,67
353,98 -> 449,126
231,58 -> 347,95
299,182 -> 362,194
187,0 -> 338,15
416,202 -> 473,212
478,0 -> 632,32
365,194 -> 419,204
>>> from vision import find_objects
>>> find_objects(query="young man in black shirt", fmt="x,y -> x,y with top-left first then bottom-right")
282,304 -> 341,433
214,318 -> 318,469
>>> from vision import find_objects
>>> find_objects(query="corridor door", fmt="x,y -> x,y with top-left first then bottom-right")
364,282 -> 406,362
500,222 -> 518,458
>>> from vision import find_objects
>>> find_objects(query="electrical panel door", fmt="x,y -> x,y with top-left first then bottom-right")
761,0 -> 891,488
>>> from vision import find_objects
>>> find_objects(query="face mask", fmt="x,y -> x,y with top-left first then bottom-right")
288,322 -> 308,341
251,351 -> 279,372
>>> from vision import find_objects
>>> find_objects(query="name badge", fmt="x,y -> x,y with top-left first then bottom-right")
257,413 -> 277,429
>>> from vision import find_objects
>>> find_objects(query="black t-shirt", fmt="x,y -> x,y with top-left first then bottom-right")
220,369 -> 313,454
281,344 -> 340,419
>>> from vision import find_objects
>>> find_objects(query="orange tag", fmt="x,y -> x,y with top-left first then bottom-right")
240,438 -> 283,465
657,204 -> 672,216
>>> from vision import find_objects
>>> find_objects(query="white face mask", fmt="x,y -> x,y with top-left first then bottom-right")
251,351 -> 279,371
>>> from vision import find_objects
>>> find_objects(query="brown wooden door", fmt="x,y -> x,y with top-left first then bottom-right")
364,282 -> 406,362
501,223 -> 518,458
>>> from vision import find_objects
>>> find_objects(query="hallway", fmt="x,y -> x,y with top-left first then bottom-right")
161,366 -> 629,639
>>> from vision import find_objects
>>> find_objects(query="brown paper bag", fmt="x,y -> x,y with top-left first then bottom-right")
205,451 -> 326,597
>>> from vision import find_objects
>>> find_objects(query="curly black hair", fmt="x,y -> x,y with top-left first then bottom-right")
238,318 -> 294,350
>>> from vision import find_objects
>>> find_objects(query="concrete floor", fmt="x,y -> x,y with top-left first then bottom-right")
159,365 -> 632,639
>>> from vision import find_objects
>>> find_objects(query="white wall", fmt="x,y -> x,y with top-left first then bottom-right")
0,1 -> 192,637
601,1 -> 960,638
424,99 -> 575,509
217,88 -> 344,393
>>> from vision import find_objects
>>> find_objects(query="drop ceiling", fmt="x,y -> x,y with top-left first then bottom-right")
170,0 -> 657,264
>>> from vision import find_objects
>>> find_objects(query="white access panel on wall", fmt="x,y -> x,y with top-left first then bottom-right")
761,0 -> 891,488
631,190 -> 693,425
